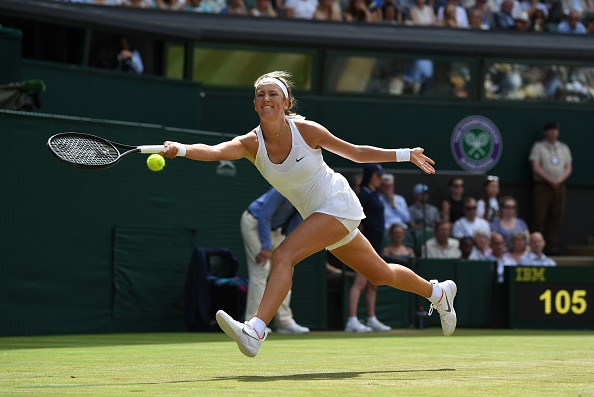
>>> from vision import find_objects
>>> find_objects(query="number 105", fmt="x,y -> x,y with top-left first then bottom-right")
539,289 -> 587,315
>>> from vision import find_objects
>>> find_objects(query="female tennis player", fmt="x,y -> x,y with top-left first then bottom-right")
162,71 -> 457,358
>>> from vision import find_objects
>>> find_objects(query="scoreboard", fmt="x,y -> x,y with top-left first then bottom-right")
507,266 -> 594,329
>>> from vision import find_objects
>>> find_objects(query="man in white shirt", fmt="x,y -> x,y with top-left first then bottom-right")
378,174 -> 411,230
519,232 -> 557,266
452,197 -> 491,239
423,221 -> 461,259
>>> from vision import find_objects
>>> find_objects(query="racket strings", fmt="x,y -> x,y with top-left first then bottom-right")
50,136 -> 119,166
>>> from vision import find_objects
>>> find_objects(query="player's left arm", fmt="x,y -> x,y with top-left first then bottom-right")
297,120 -> 435,174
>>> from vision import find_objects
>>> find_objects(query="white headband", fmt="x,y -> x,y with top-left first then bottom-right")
256,77 -> 289,98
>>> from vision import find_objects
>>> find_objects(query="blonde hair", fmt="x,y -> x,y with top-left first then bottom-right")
254,71 -> 298,115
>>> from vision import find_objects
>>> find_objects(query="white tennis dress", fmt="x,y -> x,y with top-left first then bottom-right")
254,116 -> 365,225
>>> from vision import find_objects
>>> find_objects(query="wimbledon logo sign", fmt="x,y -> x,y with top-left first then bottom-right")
450,115 -> 502,173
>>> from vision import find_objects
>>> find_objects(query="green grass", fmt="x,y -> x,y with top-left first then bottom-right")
1,329 -> 593,396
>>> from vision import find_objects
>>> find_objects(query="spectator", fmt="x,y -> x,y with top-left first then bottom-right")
379,2 -> 404,24
439,2 -> 465,26
437,0 -> 470,27
383,224 -> 416,259
423,221 -> 462,258
557,9 -> 587,33
114,36 -> 143,74
493,0 -> 516,29
182,0 -> 225,11
379,174 -> 411,230
488,231 -> 516,328
344,0 -> 375,22
477,175 -> 500,222
220,0 -> 249,14
489,196 -> 530,243
409,0 -> 438,25
511,10 -> 532,30
468,7 -> 490,28
122,0 -> 155,7
313,0 -> 344,20
472,0 -> 494,28
504,231 -> 528,264
529,121 -> 572,255
284,0 -> 320,19
441,177 -> 465,224
488,231 -> 517,283
468,228 -> 492,259
459,237 -> 475,259
530,7 -> 548,31
402,59 -> 434,95
241,187 -> 309,334
250,0 -> 278,16
519,232 -> 557,266
155,0 -> 184,9
346,164 -> 392,333
519,0 -> 548,20
408,183 -> 441,232
452,197 -> 491,239
560,0 -> 594,17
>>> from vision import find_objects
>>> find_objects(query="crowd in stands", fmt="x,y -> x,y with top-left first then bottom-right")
371,173 -> 558,285
59,0 -> 594,34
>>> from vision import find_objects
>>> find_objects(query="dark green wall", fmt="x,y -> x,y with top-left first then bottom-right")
0,110 -> 326,336
21,60 -> 203,131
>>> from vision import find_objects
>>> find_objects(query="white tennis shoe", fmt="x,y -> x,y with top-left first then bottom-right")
215,310 -> 267,358
428,280 -> 457,336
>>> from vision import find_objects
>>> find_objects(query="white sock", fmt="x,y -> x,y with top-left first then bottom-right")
428,282 -> 444,304
367,316 -> 378,322
248,317 -> 267,337
347,316 -> 358,324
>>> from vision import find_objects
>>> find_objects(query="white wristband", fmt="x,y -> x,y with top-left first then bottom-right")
395,148 -> 411,162
172,142 -> 186,157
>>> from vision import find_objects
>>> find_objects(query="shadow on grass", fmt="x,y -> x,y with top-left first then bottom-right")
213,368 -> 456,382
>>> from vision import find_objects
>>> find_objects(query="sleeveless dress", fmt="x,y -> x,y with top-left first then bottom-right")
254,116 -> 365,224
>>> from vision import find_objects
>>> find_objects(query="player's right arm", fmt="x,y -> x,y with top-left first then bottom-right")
162,131 -> 258,163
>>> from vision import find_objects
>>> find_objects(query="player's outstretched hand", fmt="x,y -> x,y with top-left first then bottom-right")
410,147 -> 435,174
161,141 -> 184,159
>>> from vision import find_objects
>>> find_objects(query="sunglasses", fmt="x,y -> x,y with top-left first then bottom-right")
452,183 -> 464,188
487,175 -> 499,182
465,206 -> 477,210
503,205 -> 516,209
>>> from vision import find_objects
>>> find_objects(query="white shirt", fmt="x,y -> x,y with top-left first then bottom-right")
284,0 -> 319,19
452,217 -> 491,239
423,238 -> 461,259
477,197 -> 499,221
519,252 -> 557,266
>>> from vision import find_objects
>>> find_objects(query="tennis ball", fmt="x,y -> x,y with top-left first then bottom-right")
147,154 -> 165,172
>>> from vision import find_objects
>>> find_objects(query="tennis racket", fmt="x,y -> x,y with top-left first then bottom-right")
47,132 -> 171,169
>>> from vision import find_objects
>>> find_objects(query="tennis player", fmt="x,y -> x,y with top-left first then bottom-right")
162,71 -> 457,358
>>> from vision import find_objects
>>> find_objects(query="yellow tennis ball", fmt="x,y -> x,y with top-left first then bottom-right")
147,154 -> 165,172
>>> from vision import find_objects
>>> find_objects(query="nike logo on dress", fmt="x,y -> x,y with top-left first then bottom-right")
296,156 -> 306,162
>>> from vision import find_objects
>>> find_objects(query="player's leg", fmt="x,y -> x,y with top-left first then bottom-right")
217,213 -> 349,357
331,232 -> 457,336
254,213 -> 350,324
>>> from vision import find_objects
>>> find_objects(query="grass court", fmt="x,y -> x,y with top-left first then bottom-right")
1,328 -> 593,396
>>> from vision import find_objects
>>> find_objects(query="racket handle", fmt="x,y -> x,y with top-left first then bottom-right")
139,144 -> 186,157
139,145 -> 166,154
